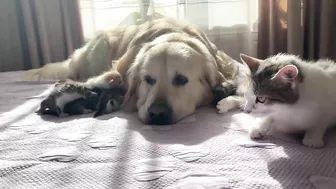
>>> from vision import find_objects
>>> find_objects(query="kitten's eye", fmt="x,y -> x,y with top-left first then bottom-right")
144,75 -> 156,85
173,74 -> 188,86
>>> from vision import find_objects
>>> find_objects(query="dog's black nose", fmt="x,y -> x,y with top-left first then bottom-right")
147,99 -> 172,125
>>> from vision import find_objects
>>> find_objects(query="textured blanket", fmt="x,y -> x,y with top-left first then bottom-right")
1,71 -> 336,189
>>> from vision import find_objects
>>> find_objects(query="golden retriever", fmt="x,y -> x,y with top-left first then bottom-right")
24,18 -> 249,125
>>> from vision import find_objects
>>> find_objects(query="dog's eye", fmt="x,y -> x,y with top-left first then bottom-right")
173,74 -> 188,86
144,75 -> 156,85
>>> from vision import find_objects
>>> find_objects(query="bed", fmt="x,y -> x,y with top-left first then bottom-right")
1,71 -> 335,189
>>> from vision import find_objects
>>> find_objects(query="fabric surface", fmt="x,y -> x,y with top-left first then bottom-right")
1,71 -> 336,189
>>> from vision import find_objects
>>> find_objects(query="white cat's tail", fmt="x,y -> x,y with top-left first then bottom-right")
23,59 -> 71,81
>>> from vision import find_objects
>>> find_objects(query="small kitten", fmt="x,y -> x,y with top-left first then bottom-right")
63,95 -> 99,116
86,70 -> 125,117
241,53 -> 336,148
36,80 -> 98,116
93,87 -> 125,117
37,70 -> 124,117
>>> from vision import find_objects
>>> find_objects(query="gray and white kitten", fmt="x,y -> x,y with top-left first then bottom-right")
93,87 -> 125,117
36,80 -> 99,116
37,78 -> 125,117
241,53 -> 336,148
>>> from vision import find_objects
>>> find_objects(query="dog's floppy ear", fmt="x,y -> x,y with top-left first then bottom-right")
202,50 -> 237,89
113,46 -> 142,112
119,44 -> 153,111
116,45 -> 145,79
204,50 -> 239,104
202,56 -> 223,89
122,63 -> 141,111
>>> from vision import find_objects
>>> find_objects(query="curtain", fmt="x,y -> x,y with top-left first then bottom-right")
79,0 -> 259,61
0,0 -> 84,72
258,0 -> 336,60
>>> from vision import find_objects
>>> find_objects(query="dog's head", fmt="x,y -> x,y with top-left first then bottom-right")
118,33 -> 228,125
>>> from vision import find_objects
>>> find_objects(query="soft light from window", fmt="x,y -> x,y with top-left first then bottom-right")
79,0 -> 259,40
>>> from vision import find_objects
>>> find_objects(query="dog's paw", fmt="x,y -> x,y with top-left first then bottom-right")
216,97 -> 236,114
302,135 -> 325,148
86,75 -> 110,89
87,71 -> 124,89
104,71 -> 124,87
109,78 -> 124,87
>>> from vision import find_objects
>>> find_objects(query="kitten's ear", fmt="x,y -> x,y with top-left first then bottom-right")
272,65 -> 299,89
240,53 -> 263,73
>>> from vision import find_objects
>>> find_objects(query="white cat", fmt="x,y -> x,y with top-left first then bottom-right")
241,53 -> 336,148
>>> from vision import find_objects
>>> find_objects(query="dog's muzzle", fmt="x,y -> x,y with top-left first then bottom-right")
147,99 -> 172,125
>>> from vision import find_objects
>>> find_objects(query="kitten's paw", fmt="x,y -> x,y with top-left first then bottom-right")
216,97 -> 236,114
249,117 -> 272,139
249,126 -> 267,139
302,136 -> 325,148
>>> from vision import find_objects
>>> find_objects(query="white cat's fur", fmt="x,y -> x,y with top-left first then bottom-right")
242,53 -> 336,148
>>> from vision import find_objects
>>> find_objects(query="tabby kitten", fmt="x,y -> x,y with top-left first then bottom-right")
36,80 -> 99,116
37,73 -> 125,117
93,87 -> 125,117
241,53 -> 336,148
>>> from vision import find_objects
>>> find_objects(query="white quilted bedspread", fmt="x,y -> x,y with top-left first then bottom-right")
1,71 -> 336,189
